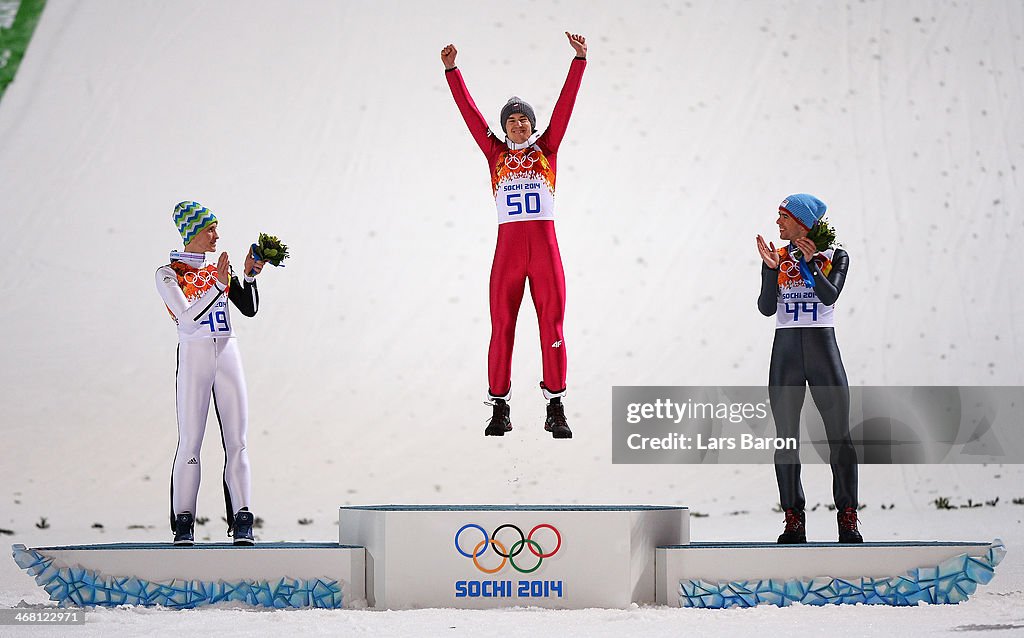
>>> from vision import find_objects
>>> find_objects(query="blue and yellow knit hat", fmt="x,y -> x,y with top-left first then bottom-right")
780,194 -> 826,231
173,201 -> 218,245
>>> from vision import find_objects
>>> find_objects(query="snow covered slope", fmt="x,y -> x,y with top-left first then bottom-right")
0,1 -> 1021,633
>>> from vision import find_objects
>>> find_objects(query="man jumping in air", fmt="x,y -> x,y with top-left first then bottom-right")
441,32 -> 587,439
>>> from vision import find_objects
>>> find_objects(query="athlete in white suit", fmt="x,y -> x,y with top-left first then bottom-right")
155,201 -> 265,545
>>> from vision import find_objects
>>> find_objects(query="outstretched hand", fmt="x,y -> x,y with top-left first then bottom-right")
756,235 -> 779,268
565,32 -> 586,57
441,44 -> 457,69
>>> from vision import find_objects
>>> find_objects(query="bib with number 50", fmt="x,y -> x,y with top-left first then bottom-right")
492,145 -> 556,224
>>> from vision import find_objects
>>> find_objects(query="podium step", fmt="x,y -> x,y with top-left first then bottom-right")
656,540 -> 1006,608
339,504 -> 689,609
12,542 -> 365,609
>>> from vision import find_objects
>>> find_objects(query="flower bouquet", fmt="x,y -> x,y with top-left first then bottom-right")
806,216 -> 838,252
251,233 -> 290,267
792,217 -> 839,262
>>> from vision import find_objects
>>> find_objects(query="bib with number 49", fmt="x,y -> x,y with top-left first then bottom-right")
166,261 -> 234,338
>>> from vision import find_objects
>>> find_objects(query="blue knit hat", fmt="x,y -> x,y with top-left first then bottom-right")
173,201 -> 218,245
780,194 -> 826,231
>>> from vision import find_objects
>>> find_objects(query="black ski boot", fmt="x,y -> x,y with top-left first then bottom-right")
838,507 -> 864,543
777,508 -> 806,544
233,508 -> 255,546
173,512 -> 195,546
544,398 -> 572,439
485,399 -> 512,436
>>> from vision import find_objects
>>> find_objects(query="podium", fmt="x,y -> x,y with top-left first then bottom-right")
11,504 -> 1005,610
338,505 -> 688,609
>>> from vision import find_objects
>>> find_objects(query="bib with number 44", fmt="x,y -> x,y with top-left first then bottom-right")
775,246 -> 836,329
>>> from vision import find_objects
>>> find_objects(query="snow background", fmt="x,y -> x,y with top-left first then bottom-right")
0,0 -> 1022,635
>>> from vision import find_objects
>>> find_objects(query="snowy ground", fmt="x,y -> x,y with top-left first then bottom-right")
1,0 -> 1022,635
3,471 -> 1023,637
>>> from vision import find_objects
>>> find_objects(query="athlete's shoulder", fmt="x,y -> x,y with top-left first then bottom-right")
535,130 -> 553,153
157,260 -> 191,273
484,129 -> 505,152
155,266 -> 177,292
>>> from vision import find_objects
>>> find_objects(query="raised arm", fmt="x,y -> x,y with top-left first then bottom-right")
442,43 -> 498,156
538,32 -> 587,153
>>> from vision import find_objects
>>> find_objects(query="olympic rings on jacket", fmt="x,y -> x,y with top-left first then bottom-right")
454,523 -> 562,574
780,258 -> 801,278
503,149 -> 541,170
183,269 -> 219,287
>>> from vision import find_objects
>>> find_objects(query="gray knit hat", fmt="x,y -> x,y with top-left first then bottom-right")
500,97 -> 536,133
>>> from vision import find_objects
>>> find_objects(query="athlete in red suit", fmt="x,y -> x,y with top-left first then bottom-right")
442,33 -> 586,439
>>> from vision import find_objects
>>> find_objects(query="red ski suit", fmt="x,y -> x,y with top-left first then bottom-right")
446,57 -> 586,398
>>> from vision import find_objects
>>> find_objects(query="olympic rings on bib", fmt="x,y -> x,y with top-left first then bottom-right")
503,149 -> 541,170
454,523 -> 562,574
183,270 -> 219,287
779,258 -> 801,278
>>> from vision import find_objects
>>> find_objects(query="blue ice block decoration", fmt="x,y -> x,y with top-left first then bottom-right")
678,540 -> 1006,608
10,544 -> 345,610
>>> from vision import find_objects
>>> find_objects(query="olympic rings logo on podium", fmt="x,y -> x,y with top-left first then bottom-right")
454,523 -> 562,574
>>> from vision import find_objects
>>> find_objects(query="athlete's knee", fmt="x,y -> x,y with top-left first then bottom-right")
539,325 -> 564,345
775,447 -> 800,466
771,417 -> 801,440
490,318 -> 517,341
224,439 -> 248,454
226,453 -> 251,475
175,436 -> 203,459
535,298 -> 565,323
829,440 -> 857,465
